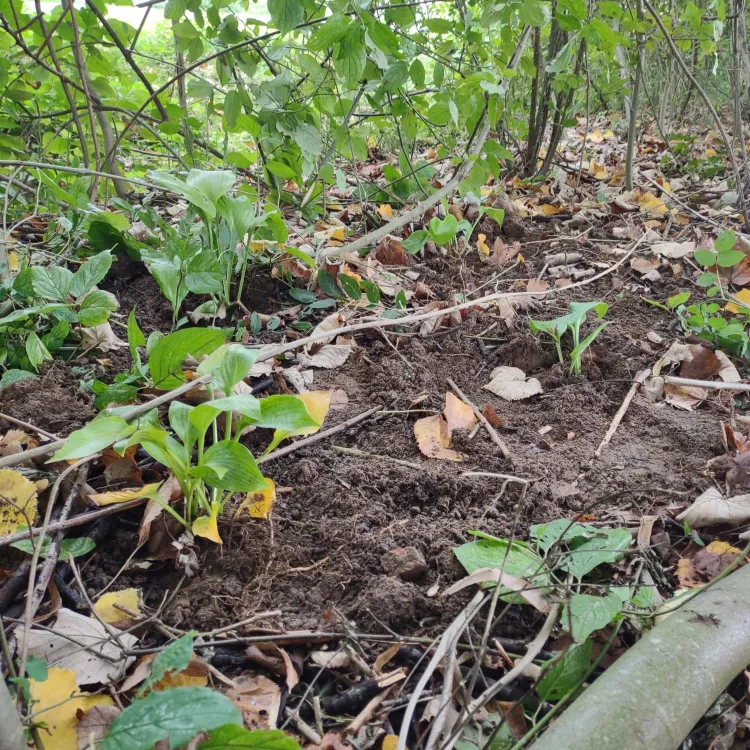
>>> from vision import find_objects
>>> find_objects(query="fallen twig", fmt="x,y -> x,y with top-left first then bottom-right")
447,378 -> 511,460
332,445 -> 422,470
664,375 -> 750,392
0,412 -> 58,441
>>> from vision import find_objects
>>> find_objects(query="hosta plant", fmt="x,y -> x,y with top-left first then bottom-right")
530,301 -> 609,375
51,343 -> 329,544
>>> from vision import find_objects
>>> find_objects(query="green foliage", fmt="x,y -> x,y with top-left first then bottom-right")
11,533 -> 95,560
530,301 -> 609,375
199,727 -> 301,750
138,632 -> 195,698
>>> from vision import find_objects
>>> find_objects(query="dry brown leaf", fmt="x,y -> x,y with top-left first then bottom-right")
526,279 -> 548,299
138,474 -> 182,546
442,567 -> 552,612
80,323 -> 127,352
297,344 -> 352,369
373,644 -> 401,674
443,392 -> 477,433
76,705 -> 121,750
488,237 -> 518,266
677,487 -> 750,528
484,367 -> 543,401
664,383 -> 706,411
225,674 -> 281,730
679,347 -> 721,380
650,240 -> 694,258
374,235 -> 408,266
630,257 -> 660,275
414,415 -> 463,462
716,350 -> 741,383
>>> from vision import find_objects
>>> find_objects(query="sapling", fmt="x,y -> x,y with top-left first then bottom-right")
530,301 -> 609,375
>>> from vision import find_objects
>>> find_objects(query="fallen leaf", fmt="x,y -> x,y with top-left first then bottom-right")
138,474 -> 182,546
477,234 -> 490,256
526,279 -> 549,299
18,608 -> 137,685
87,483 -> 160,507
443,567 -> 551,612
76,704 -> 121,750
482,403 -> 504,427
80,323 -> 127,352
377,204 -> 394,219
308,313 -> 347,348
716,351 -> 741,383
374,235 -> 408,266
443,392 -> 477,432
414,415 -> 463,462
650,241 -> 695,258
488,237 -> 518,266
297,344 -> 352,369
236,479 -> 276,520
630,257 -> 661,275
637,191 -> 668,215
30,668 -> 115,750
373,644 -> 401,674
310,650 -> 351,670
726,288 -> 750,313
679,347 -> 721,380
677,487 -> 750,528
94,589 -> 142,626
484,367 -> 543,401
225,674 -> 281,730
664,383 -> 706,411
0,468 -> 37,535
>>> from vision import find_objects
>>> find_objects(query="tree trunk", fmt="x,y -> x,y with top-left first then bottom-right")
0,679 -> 26,750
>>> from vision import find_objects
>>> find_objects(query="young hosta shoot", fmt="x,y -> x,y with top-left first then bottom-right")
50,342 -> 330,544
530,301 -> 609,375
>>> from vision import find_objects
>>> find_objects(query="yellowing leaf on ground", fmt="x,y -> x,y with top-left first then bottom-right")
726,288 -> 750,313
590,161 -> 609,180
30,667 -> 114,750
477,233 -> 490,256
88,482 -> 161,507
94,588 -> 142,625
193,501 -> 223,544
382,735 -> 404,750
538,203 -> 564,216
237,479 -> 276,520
377,203 -> 394,218
299,390 -> 331,430
443,392 -> 477,432
637,191 -> 668,215
414,415 -> 463,462
0,468 -> 37,535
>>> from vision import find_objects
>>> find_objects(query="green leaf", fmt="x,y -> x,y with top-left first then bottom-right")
694,249 -> 717,267
717,249 -> 745,268
71,251 -> 113,298
148,328 -> 226,389
25,655 -> 48,683
382,61 -> 409,91
128,309 -> 146,363
530,519 -> 598,553
186,170 -> 235,207
423,18 -> 453,33
51,417 -> 136,461
561,592 -> 621,641
294,123 -> 323,159
428,214 -> 459,245
403,230 -> 429,254
307,14 -> 351,50
139,632 -> 195,697
410,59 -> 425,88
317,269 -> 344,299
337,273 -> 361,300
13,535 -> 96,559
558,528 -> 631,578
696,272 -> 718,288
102,687 -> 242,750
667,291 -> 691,309
537,640 -> 593,701
252,395 -> 320,432
223,91 -> 241,130
479,207 -> 505,227
714,229 -> 737,254
0,369 -> 37,390
215,346 -> 260,397
336,29 -> 366,86
200,727 -> 301,750
78,290 -> 118,327
31,266 -> 74,301
519,0 -> 551,26
26,332 -> 52,371
268,0 -> 303,34
148,172 -> 216,219
200,442 -> 269,493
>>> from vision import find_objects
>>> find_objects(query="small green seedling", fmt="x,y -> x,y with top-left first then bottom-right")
530,301 -> 609,375
402,206 -> 504,254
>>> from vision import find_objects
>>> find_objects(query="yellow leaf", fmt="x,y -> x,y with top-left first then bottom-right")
94,588 -> 143,624
477,233 -> 490,256
377,204 -> 394,218
539,203 -> 564,216
706,540 -> 742,555
516,253 -> 524,263
8,251 -> 18,272
0,468 -> 37,535
193,501 -> 223,544
299,390 -> 331,431
414,415 -> 463,462
30,668 -> 114,750
236,478 -> 276,520
87,482 -> 161,507
637,191 -> 668,215
603,129 -> 615,139
726,288 -> 750,313
329,226 -> 345,242
704,148 -> 717,158
443,392 -> 477,432
383,735 -> 406,750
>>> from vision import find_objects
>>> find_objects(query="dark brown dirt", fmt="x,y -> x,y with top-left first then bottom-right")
4,225 -> 743,640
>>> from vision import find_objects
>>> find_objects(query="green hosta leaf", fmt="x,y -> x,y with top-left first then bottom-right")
479,207 -> 505,227
537,639 -> 593,701
558,528 -> 631,578
78,290 -> 118,327
102,686 -> 242,750
215,346 -> 260,396
268,0 -> 303,34
148,172 -> 216,219
11,535 -> 95,559
51,417 -> 136,461
25,332 -> 51,371
186,170 -> 235,207
138,631 -> 195,697
307,14 -> 351,50
519,0 -> 552,26
561,592 -> 621,641
252,395 -> 321,432
148,328 -> 226,389
0,369 -> 37,390
530,519 -> 599,553
71,250 -> 113,298
200,442 -> 269,493
31,266 -> 74,301
200,727 -> 301,750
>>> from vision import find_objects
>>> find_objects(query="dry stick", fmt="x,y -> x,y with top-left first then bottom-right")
446,377 -> 511,460
642,0 -> 750,234
664,375 -> 750,392
332,445 -> 422,471
319,27 -> 533,260
257,405 -> 382,464
0,237 -> 643,473
285,710 -> 322,745
0,412 -> 57,441
346,689 -> 391,736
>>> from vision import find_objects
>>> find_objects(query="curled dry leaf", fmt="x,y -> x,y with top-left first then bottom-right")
0,467 -> 37,535
19,608 -> 137,685
443,392 -> 477,433
297,344 -> 352,369
650,240 -> 695,258
716,350 -> 741,383
138,474 -> 182,546
677,486 -> 750,528
630,257 -> 661,275
88,482 -> 161,507
373,644 -> 401,674
308,312 -> 348,349
664,383 -> 707,411
442,567 -> 552,613
310,650 -> 351,670
484,366 -> 543,401
679,347 -> 721,380
374,235 -> 408,266
414,415 -> 463,462
80,323 -> 127,352
225,674 -> 281,730
488,237 -> 519,266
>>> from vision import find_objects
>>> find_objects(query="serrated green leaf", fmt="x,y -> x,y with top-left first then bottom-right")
268,0 -> 303,34
139,632 -> 195,696
102,687 -> 242,750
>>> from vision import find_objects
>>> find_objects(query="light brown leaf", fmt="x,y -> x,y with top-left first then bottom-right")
677,487 -> 750,528
0,468 -> 37,535
484,367 -> 543,401
650,241 -> 695,258
374,235 -> 408,266
443,392 -> 477,433
526,279 -> 549,299
414,415 -> 463,462
77,705 -> 121,750
225,674 -> 281,730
